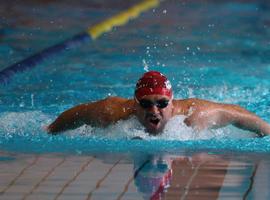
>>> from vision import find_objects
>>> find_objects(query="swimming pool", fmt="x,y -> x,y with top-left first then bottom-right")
1,0 -> 270,199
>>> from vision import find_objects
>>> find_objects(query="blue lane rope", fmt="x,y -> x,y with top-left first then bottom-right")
0,33 -> 90,84
0,0 -> 159,84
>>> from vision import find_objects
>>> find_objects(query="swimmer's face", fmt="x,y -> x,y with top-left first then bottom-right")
135,95 -> 174,135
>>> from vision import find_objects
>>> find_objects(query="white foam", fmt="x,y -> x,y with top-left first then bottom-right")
0,111 -> 256,139
67,116 -> 149,139
67,115 -> 256,140
0,111 -> 51,136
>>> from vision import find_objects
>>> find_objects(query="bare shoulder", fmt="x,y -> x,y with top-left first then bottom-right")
99,96 -> 135,108
94,96 -> 135,120
175,98 -> 236,107
172,98 -> 241,115
75,96 -> 135,126
185,98 -> 244,111
81,96 -> 132,108
103,96 -> 132,103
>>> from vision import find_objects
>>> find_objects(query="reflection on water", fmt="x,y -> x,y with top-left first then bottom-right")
132,152 -> 267,200
0,151 -> 270,199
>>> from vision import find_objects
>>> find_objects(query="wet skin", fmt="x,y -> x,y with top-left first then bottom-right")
47,96 -> 270,136
134,95 -> 174,135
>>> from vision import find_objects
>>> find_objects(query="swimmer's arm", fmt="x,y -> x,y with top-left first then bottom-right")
47,104 -> 87,134
183,99 -> 270,136
47,103 -> 98,134
47,97 -> 134,134
222,105 -> 270,136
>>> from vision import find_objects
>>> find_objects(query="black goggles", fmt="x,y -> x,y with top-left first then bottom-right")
139,99 -> 170,109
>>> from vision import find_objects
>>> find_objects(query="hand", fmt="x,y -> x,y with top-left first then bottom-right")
42,125 -> 56,135
184,107 -> 220,131
42,125 -> 49,132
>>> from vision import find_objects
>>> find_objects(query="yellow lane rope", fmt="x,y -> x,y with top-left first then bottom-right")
88,0 -> 159,39
0,0 -> 161,84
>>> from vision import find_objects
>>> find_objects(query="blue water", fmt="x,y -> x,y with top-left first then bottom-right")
1,0 -> 270,155
2,1 -> 270,200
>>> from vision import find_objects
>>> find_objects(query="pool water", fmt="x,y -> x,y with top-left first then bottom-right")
1,0 -> 270,199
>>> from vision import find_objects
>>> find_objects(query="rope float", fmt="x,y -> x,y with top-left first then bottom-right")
0,0 -> 159,84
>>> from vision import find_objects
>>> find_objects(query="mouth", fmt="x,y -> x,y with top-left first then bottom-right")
146,114 -> 161,129
149,117 -> 160,125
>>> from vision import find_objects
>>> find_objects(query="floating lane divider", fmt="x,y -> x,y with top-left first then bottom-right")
0,0 -> 159,84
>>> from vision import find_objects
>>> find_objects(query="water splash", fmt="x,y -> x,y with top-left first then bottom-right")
0,111 -> 265,154
0,111 -> 51,137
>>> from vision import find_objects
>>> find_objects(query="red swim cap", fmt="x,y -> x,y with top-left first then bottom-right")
135,71 -> 173,100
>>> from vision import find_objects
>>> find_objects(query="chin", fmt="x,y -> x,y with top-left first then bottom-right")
145,125 -> 164,136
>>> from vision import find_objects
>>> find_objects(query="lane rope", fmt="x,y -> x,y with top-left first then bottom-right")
0,0 -> 159,84
88,0 -> 159,39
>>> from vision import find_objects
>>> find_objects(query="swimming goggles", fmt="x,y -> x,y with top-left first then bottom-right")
138,99 -> 170,109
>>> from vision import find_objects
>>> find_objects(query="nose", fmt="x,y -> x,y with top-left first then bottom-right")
148,105 -> 159,113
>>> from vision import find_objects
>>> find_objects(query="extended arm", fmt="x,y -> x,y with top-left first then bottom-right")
224,105 -> 270,136
183,99 -> 270,136
47,97 -> 134,134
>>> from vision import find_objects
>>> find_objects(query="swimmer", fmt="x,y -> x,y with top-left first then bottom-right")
47,71 -> 270,136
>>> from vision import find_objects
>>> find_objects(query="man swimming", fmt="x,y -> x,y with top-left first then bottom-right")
47,71 -> 270,136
